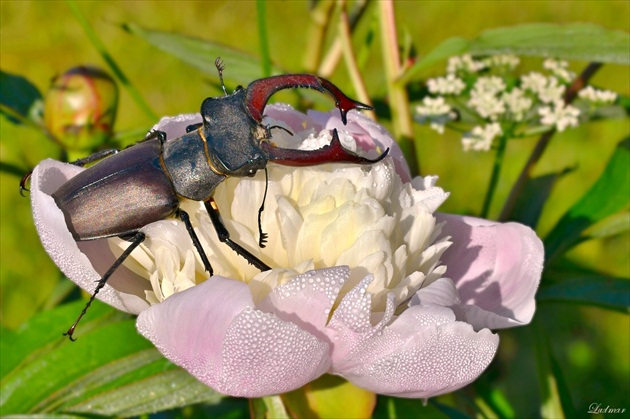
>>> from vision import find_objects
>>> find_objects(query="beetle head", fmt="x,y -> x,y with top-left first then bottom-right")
200,89 -> 270,177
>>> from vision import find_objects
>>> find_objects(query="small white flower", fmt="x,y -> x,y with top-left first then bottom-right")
537,77 -> 566,104
521,73 -> 565,104
468,92 -> 506,121
543,58 -> 575,82
484,54 -> 520,70
472,76 -> 506,96
427,74 -> 466,95
538,100 -> 580,132
447,54 -> 485,74
521,72 -> 548,94
467,76 -> 508,121
415,97 -> 457,134
578,86 -> 618,104
502,88 -> 533,122
461,123 -> 503,152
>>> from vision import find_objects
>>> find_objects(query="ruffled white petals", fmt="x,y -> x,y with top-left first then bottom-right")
136,276 -> 330,397
436,213 -> 543,329
30,159 -> 150,314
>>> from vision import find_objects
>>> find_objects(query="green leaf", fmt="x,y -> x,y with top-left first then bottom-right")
1,301 -> 222,416
544,137 -> 630,264
401,23 -> 629,84
508,168 -> 574,228
583,211 -> 630,240
539,270 -> 629,313
0,70 -> 43,125
399,37 -> 469,84
372,396 -> 450,419
468,23 -> 630,64
122,23 -> 282,86
532,322 -> 566,419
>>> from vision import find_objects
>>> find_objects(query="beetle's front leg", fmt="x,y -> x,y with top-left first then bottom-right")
177,209 -> 214,276
204,197 -> 271,272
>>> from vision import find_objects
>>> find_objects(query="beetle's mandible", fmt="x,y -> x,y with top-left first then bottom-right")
22,60 -> 388,340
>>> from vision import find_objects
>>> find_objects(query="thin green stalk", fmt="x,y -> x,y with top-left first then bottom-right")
66,0 -> 157,122
337,1 -> 375,120
303,1 -> 335,72
378,1 -> 418,176
480,133 -> 508,219
256,0 -> 272,77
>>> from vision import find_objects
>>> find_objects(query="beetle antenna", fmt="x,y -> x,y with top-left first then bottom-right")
257,167 -> 269,248
268,125 -> 294,136
215,57 -> 228,96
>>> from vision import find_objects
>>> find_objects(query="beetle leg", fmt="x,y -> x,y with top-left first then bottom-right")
69,148 -> 120,167
19,148 -> 121,196
64,231 -> 146,341
204,197 -> 271,272
178,209 -> 214,276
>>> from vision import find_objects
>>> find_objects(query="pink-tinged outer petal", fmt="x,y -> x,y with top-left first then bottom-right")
30,159 -> 150,314
326,276 -> 498,397
342,313 -> 499,398
437,213 -> 543,329
310,109 -> 411,182
136,277 -> 330,397
257,267 -> 347,342
152,113 -> 200,138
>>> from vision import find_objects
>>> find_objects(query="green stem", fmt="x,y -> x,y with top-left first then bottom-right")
481,133 -> 508,219
66,0 -> 157,122
378,1 -> 418,176
337,1 -> 375,120
256,0 -> 272,77
303,1 -> 335,72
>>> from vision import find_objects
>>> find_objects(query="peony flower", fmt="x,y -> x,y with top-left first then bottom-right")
30,104 -> 543,398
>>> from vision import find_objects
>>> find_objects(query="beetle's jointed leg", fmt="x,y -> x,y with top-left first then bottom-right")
204,197 -> 271,272
19,148 -> 121,196
64,231 -> 146,341
178,209 -> 214,276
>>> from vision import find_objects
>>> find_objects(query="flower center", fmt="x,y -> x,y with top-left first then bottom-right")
111,126 -> 452,317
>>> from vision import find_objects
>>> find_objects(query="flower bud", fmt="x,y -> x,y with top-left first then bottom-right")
44,66 -> 118,152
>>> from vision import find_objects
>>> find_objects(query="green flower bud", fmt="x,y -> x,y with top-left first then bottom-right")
44,66 -> 118,153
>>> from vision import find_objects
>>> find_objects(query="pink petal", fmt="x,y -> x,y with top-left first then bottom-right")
436,213 -> 543,329
326,276 -> 498,397
30,160 -> 150,314
264,105 -> 411,181
136,277 -> 330,397
308,109 -> 411,181
342,313 -> 499,398
257,267 -> 348,342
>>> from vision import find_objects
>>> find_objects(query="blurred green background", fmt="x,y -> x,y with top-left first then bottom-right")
1,1 -> 628,417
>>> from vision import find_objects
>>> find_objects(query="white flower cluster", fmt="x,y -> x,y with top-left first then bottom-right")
538,100 -> 580,132
415,97 -> 457,134
578,86 -> 618,104
462,123 -> 503,152
415,54 -> 619,152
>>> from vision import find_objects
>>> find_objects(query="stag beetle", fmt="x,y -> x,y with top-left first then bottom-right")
22,60 -> 388,340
